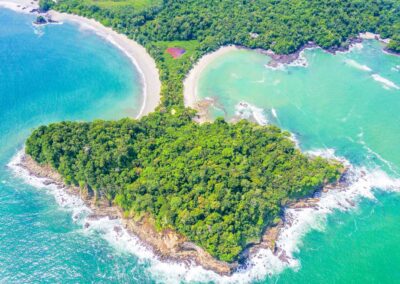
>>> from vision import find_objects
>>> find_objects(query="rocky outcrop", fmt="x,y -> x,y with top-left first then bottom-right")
20,154 -> 348,276
20,154 -> 235,275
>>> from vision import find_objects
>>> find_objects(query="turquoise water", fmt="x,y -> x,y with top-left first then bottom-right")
2,8 -> 400,284
0,9 -> 154,283
197,42 -> 400,282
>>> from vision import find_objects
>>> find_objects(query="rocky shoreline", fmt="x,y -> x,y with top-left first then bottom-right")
17,153 -> 348,276
188,32 -> 399,124
262,32 -> 395,69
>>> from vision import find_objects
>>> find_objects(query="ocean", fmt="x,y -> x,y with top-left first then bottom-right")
1,7 -> 400,284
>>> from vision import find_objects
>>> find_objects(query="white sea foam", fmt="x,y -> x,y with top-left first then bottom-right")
287,50 -> 308,68
371,74 -> 400,90
7,150 -> 90,220
289,133 -> 301,149
264,63 -> 287,71
349,42 -> 364,51
33,26 -> 44,37
335,42 -> 364,55
8,147 -> 400,283
274,162 -> 400,269
271,108 -> 278,118
265,50 -> 308,71
344,59 -> 372,72
235,101 -> 268,125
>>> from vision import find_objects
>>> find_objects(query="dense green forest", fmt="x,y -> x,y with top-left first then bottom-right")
30,0 -> 394,262
26,112 -> 342,262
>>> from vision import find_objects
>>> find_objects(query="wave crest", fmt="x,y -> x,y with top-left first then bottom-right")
234,101 -> 268,125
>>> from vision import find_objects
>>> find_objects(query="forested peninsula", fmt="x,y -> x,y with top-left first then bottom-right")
24,0 -> 398,273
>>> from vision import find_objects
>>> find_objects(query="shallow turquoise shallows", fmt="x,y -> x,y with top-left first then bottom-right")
197,42 -> 400,283
2,8 -> 400,284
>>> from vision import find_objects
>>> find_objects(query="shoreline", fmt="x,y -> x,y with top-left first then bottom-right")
0,0 -> 161,119
15,153 -> 236,275
183,34 -> 396,120
183,45 -> 239,110
13,151 -> 347,276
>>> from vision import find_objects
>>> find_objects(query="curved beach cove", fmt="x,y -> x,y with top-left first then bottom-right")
186,41 -> 400,282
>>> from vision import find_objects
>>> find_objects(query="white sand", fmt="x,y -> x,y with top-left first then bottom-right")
183,45 -> 239,108
0,0 -> 38,13
359,32 -> 391,44
0,0 -> 161,118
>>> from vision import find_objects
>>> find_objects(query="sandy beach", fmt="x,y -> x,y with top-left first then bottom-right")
0,0 -> 37,13
183,45 -> 239,108
0,0 -> 161,119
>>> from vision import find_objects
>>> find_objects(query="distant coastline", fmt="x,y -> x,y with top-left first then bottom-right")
0,0 -> 161,119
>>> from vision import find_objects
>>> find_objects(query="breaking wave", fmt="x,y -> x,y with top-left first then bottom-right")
235,101 -> 268,126
344,59 -> 372,72
371,74 -> 400,90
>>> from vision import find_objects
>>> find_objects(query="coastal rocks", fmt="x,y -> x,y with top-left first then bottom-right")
262,42 -> 315,68
20,154 -> 236,275
20,153 -> 348,276
123,215 -> 236,275
193,97 -> 216,123
32,13 -> 58,25
33,15 -> 46,25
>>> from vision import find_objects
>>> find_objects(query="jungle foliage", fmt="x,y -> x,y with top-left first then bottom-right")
26,112 -> 342,262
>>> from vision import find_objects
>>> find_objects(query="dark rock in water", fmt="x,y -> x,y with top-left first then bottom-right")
34,15 -> 47,25
278,250 -> 290,263
84,222 -> 90,229
113,226 -> 122,233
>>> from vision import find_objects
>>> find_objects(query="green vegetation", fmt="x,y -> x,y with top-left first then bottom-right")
26,112 -> 342,262
29,0 -> 397,262
387,36 -> 400,53
78,0 -> 161,11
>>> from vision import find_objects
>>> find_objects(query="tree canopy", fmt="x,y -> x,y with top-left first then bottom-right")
26,112 -> 342,262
